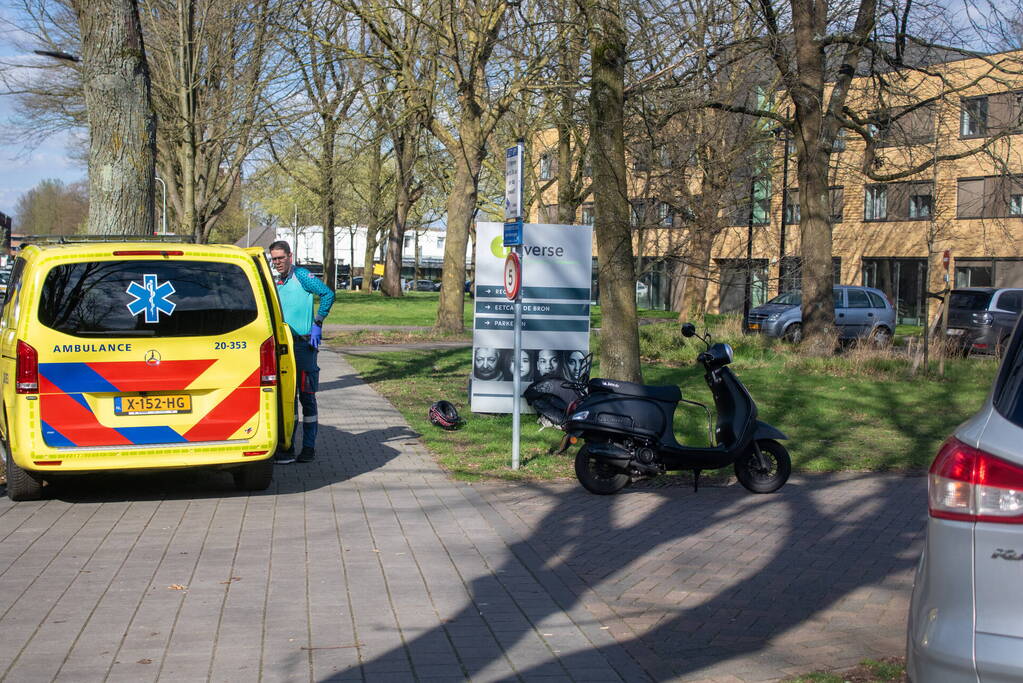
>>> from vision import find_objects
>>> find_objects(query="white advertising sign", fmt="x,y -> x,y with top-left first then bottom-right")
504,145 -> 523,221
471,221 -> 593,413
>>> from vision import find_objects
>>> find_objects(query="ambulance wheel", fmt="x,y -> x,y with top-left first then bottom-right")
5,452 -> 43,501
233,460 -> 273,492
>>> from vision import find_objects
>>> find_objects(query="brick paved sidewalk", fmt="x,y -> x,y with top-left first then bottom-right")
0,349 -> 926,682
0,350 -> 644,682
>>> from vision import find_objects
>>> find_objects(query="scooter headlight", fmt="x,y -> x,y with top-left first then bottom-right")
570,410 -> 590,421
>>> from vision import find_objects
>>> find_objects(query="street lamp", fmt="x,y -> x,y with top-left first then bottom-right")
154,175 -> 167,235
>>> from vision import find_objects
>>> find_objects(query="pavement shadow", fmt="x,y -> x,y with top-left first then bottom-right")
42,422 -> 414,503
338,472 -> 924,681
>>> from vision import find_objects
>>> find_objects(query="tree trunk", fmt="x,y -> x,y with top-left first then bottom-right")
680,225 -> 717,318
587,0 -> 641,383
435,123 -> 483,332
383,127 -> 417,298
362,137 -> 383,292
557,119 -> 577,224
794,104 -> 835,341
321,117 -> 337,291
177,0 -> 197,238
71,0 -> 156,236
557,44 -> 582,224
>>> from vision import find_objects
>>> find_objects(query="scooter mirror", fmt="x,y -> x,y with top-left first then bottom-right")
680,322 -> 697,337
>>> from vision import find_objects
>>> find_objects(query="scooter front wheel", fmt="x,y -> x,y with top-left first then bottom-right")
734,439 -> 791,493
575,445 -> 630,495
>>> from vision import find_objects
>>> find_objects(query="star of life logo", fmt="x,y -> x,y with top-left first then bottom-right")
126,274 -> 177,323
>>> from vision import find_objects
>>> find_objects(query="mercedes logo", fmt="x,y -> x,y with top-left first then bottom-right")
145,349 -> 161,366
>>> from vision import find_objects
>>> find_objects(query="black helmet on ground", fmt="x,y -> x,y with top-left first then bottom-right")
429,400 -> 463,430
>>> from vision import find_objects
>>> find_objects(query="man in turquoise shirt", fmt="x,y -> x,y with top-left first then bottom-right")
269,240 -> 335,463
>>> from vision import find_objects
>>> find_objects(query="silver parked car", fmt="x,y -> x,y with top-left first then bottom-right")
746,286 -> 896,344
906,320 -> 1023,682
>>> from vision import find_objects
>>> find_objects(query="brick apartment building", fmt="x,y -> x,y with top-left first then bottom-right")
532,49 -> 1023,324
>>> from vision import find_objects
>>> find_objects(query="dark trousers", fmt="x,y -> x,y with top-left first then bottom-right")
291,341 -> 319,452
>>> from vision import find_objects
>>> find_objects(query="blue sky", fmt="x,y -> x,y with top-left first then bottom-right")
0,8 -> 85,220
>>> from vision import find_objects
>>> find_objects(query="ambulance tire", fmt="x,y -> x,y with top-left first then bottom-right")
233,459 -> 273,491
5,452 -> 43,501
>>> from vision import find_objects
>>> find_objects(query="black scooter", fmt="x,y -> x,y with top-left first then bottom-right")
562,323 -> 791,495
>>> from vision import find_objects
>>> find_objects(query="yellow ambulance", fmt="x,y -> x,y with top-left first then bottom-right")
0,242 -> 297,500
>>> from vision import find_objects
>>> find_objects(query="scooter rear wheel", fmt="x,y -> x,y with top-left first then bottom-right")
575,445 -> 630,495
735,439 -> 791,493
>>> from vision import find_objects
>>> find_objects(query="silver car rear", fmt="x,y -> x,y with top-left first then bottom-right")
907,325 -> 1023,681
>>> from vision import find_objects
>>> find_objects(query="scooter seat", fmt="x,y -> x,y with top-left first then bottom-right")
588,378 -> 681,403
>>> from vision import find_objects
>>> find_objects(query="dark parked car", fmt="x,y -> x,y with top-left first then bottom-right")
746,285 -> 896,344
907,313 -> 1023,681
945,287 -> 1023,354
407,279 -> 440,291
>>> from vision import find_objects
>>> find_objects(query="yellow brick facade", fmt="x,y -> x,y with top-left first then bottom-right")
531,50 -> 1023,321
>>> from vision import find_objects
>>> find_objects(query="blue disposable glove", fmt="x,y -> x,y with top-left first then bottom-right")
309,322 -> 322,349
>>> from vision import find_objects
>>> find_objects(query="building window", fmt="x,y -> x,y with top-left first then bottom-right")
830,186 -> 845,223
909,193 -> 933,218
403,235 -> 413,250
961,97 -> 988,137
957,176 -> 1023,218
871,104 -> 936,147
582,155 -> 592,178
632,143 -> 652,172
658,201 -> 673,227
865,186 -> 887,220
832,129 -> 846,152
784,190 -> 800,224
955,264 -> 993,287
581,204 -> 594,225
436,236 -> 444,250
540,204 -> 559,223
539,153 -> 553,181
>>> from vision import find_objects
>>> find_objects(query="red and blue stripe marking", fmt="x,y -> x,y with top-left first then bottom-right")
37,360 -> 259,447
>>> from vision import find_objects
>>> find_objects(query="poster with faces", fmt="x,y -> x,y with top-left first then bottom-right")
470,221 -> 593,413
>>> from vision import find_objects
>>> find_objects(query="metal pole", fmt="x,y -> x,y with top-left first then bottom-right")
154,175 -> 167,235
512,245 -> 523,471
743,177 -> 756,330
779,134 -> 789,290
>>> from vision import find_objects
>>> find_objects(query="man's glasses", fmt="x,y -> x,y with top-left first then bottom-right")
270,255 -> 288,262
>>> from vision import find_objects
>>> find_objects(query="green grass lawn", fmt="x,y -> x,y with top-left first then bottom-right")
325,289 -> 677,331
338,320 -> 997,481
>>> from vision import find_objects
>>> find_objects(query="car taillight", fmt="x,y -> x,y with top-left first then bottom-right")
259,337 -> 277,386
16,340 -> 38,394
929,436 -> 1023,524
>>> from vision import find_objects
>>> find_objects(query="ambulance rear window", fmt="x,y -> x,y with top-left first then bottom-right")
38,260 -> 259,337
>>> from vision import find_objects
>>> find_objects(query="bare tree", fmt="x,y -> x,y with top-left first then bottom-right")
267,1 -> 365,287
15,178 -> 89,235
144,0 -> 283,242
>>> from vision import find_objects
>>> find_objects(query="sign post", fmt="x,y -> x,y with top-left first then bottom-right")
505,141 -> 525,470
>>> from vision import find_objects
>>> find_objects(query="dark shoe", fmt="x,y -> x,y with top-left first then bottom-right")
297,447 -> 315,463
274,451 -> 295,465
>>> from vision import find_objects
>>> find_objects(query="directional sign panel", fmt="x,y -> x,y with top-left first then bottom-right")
470,221 -> 593,413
